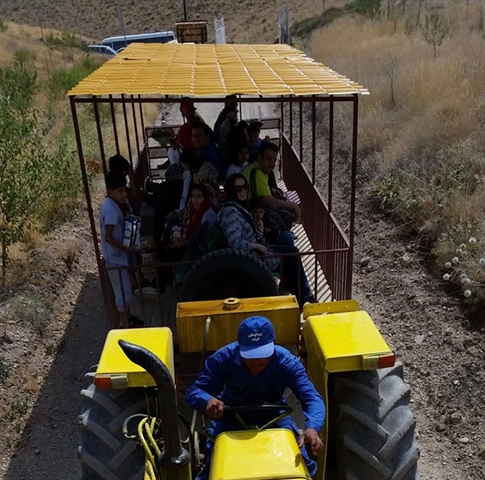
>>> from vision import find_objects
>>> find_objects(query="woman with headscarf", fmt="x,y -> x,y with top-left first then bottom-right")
219,174 -> 315,305
157,183 -> 217,293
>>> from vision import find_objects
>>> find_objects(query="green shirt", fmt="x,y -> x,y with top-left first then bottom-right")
243,162 -> 271,199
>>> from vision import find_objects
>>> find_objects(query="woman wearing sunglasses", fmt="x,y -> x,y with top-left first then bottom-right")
219,174 -> 315,305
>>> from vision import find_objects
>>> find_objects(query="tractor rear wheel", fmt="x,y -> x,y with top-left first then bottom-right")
330,363 -> 420,480
181,248 -> 277,301
78,380 -> 153,480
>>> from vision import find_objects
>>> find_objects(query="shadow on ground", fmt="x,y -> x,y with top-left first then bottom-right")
4,273 -> 108,480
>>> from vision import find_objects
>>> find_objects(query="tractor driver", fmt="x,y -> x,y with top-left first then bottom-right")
186,316 -> 325,479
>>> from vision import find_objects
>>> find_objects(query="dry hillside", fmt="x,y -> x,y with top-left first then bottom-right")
0,0 -> 325,44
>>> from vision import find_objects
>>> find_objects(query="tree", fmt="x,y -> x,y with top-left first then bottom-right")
420,13 -> 450,58
0,54 -> 66,284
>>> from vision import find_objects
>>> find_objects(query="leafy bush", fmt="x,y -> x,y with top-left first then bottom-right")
14,295 -> 53,335
0,53 -> 86,281
46,56 -> 102,102
354,0 -> 382,20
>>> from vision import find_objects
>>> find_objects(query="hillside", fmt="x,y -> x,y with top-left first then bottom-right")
0,0 -> 325,44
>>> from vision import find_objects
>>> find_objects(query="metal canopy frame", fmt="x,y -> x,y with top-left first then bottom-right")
69,45 -> 362,328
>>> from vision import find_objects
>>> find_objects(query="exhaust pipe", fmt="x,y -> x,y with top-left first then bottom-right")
118,340 -> 191,480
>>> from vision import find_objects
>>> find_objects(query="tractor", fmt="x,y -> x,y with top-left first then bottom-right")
68,43 -> 420,479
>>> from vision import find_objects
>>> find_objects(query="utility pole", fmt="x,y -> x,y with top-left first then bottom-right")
183,0 -> 188,21
116,0 -> 128,46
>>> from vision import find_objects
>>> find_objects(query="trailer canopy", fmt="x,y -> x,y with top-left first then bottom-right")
68,43 -> 368,97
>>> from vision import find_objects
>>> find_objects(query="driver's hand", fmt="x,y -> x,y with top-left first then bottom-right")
298,428 -> 324,456
205,398 -> 225,420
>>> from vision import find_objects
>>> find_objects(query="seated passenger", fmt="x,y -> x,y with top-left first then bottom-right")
156,184 -> 217,293
179,150 -> 199,210
249,196 -> 295,247
247,121 -> 264,163
193,158 -> 221,211
192,122 -> 222,176
213,94 -> 238,142
219,174 -> 315,305
225,143 -> 250,180
243,142 -> 301,224
153,163 -> 184,248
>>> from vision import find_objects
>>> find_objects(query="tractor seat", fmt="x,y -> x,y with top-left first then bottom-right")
210,429 -> 311,480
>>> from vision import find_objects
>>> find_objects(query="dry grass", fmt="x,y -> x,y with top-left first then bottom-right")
0,0 -> 325,45
312,3 -> 485,306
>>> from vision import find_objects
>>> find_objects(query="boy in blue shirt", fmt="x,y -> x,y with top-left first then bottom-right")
100,171 -> 141,328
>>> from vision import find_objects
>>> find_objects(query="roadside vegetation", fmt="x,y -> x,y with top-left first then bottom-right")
0,22 -> 158,291
311,0 -> 485,318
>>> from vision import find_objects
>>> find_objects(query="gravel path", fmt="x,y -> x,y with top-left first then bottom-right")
1,103 -> 484,479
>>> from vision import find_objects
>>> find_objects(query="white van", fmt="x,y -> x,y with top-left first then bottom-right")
101,31 -> 176,52
88,45 -> 117,57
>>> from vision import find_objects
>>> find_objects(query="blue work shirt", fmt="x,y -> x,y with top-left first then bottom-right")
186,342 -> 325,432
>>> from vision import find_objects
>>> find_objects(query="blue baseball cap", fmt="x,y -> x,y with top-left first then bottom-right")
238,316 -> 275,359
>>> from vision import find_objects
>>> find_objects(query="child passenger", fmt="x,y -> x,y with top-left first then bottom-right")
100,171 -> 144,329
249,195 -> 295,247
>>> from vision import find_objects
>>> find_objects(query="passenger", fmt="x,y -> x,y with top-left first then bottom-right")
225,143 -> 250,180
244,142 -> 301,224
177,100 -> 200,151
100,171 -> 144,329
217,106 -> 238,144
180,97 -> 206,123
193,158 -> 220,191
153,163 -> 184,249
179,150 -> 199,210
184,183 -> 218,239
226,120 -> 249,151
247,121 -> 264,163
218,116 -> 238,171
219,174 -> 315,305
108,153 -> 138,213
213,94 -> 238,141
186,316 -> 325,480
248,196 -> 295,246
192,122 -> 222,176
156,184 -> 216,292
193,159 -> 221,211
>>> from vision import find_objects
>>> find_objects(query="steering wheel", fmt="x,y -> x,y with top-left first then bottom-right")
222,404 -> 293,430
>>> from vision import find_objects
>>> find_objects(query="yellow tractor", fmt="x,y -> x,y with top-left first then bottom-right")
78,296 -> 419,480
69,43 -> 420,479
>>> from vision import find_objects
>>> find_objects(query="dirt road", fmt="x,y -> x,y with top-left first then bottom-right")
1,102 -> 484,480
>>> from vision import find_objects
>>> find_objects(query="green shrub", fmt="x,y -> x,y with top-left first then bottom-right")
14,296 -> 53,335
354,0 -> 382,20
46,56 -> 102,101
0,19 -> 8,32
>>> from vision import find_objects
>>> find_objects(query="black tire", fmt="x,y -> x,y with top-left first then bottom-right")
330,363 -> 420,480
78,381 -> 154,480
181,248 -> 277,301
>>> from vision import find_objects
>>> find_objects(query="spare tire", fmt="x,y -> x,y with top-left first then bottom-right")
181,249 -> 277,301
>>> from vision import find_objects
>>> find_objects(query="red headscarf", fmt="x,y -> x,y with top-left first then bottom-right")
186,186 -> 212,239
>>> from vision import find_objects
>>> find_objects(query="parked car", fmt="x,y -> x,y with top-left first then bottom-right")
88,45 -> 117,57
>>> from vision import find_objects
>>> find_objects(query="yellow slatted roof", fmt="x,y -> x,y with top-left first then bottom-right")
68,43 -> 368,97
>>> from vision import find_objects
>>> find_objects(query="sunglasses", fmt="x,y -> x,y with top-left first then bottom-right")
235,184 -> 249,193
